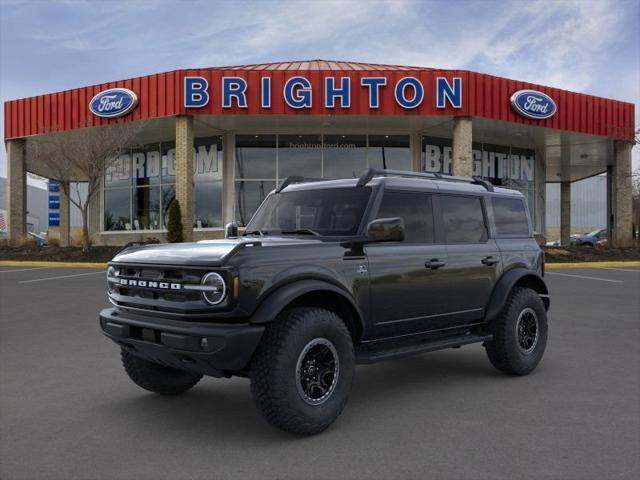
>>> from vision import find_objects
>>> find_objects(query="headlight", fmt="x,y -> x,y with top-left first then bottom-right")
106,266 -> 117,293
201,272 -> 226,305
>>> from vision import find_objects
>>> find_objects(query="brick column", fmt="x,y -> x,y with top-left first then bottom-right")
222,133 -> 236,224
560,181 -> 571,246
452,116 -> 473,177
175,115 -> 194,242
610,141 -> 633,247
410,133 -> 422,172
6,139 -> 27,245
59,181 -> 70,247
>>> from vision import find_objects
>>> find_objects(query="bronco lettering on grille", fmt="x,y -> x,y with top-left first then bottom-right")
118,278 -> 182,290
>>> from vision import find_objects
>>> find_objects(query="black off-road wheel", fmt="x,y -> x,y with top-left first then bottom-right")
485,287 -> 548,376
121,349 -> 202,395
250,307 -> 355,436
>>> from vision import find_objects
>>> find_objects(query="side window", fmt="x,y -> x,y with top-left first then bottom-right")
441,195 -> 487,244
492,197 -> 531,237
376,191 -> 434,243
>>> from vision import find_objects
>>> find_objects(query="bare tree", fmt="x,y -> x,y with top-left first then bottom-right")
27,121 -> 143,250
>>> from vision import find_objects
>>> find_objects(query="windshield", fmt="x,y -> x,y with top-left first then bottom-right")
587,229 -> 604,237
245,187 -> 372,237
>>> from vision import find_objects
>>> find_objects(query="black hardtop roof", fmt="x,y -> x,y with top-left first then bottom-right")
280,169 -> 524,198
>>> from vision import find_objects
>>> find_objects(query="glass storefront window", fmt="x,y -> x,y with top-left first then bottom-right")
368,135 -> 411,171
161,184 -> 176,228
323,134 -> 367,179
194,181 -> 223,228
133,186 -> 161,230
103,137 -> 223,232
104,188 -> 131,231
194,136 -> 223,183
105,153 -> 131,188
236,135 -> 277,179
278,134 -> 322,179
161,142 -> 176,184
132,143 -> 161,187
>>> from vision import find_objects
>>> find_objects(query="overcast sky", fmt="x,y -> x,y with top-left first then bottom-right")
1,0 -> 638,181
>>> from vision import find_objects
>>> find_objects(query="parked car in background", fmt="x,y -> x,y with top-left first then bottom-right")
27,231 -> 48,246
0,230 -> 48,245
571,229 -> 607,247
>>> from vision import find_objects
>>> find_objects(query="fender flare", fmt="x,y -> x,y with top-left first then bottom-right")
485,268 -> 550,322
249,279 -> 365,332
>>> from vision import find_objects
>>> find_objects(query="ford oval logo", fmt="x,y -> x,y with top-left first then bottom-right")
510,89 -> 556,120
89,88 -> 138,118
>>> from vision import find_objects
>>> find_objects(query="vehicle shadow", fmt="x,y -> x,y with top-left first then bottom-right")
100,347 -> 504,443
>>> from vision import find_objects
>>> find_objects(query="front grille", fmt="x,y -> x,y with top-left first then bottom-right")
108,264 -> 221,315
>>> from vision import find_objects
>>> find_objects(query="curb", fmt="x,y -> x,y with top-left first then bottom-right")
0,261 -> 107,269
545,261 -> 640,269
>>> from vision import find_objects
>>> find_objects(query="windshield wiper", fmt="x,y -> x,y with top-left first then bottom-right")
280,228 -> 321,236
243,229 -> 268,236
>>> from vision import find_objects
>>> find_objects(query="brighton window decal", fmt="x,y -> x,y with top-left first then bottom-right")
510,89 -> 556,120
89,88 -> 138,118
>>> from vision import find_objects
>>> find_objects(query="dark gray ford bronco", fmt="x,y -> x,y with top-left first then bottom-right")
100,169 -> 549,435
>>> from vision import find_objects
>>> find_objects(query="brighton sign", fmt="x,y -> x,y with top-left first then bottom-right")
183,76 -> 464,110
89,88 -> 138,118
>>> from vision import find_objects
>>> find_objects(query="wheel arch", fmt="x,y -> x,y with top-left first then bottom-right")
249,279 -> 365,342
485,268 -> 550,322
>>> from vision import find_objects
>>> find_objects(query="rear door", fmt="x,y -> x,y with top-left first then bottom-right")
366,189 -> 450,339
438,194 -> 501,326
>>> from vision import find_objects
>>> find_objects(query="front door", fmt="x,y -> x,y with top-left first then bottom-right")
366,190 -> 451,339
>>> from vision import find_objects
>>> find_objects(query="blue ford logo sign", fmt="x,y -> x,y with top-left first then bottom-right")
510,90 -> 556,120
89,88 -> 138,118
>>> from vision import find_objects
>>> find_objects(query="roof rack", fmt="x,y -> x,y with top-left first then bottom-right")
275,176 -> 325,193
356,168 -> 494,192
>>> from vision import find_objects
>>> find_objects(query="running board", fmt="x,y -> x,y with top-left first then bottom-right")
356,334 -> 492,364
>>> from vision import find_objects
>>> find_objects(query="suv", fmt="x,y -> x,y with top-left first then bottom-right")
100,169 -> 549,435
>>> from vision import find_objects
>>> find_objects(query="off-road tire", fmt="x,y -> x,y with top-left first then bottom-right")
250,307 -> 355,436
121,349 -> 202,395
485,287 -> 548,375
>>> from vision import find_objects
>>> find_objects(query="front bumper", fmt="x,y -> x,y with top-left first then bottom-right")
99,308 -> 264,377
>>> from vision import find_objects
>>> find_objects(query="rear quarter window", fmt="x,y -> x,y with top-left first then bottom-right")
492,197 -> 531,237
440,195 -> 488,244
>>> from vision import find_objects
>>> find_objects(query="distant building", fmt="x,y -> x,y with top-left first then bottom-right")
3,59 -> 635,246
0,177 -> 48,234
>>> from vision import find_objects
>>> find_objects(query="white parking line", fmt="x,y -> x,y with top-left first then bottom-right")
18,271 -> 104,284
597,267 -> 640,273
546,272 -> 624,283
0,267 -> 53,274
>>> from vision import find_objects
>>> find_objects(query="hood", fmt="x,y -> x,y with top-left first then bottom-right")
111,236 -> 325,266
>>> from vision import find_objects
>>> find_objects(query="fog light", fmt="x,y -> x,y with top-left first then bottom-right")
200,338 -> 209,350
201,272 -> 226,305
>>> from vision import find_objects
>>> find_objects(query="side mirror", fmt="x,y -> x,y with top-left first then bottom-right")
224,221 -> 239,238
366,217 -> 405,243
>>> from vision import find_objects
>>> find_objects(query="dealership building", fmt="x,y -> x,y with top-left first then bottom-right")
3,60 -> 636,246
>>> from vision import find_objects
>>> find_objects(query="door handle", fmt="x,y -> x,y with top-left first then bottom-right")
425,259 -> 446,270
481,256 -> 500,266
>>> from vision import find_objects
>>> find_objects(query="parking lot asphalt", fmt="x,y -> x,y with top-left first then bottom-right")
1,266 -> 639,480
